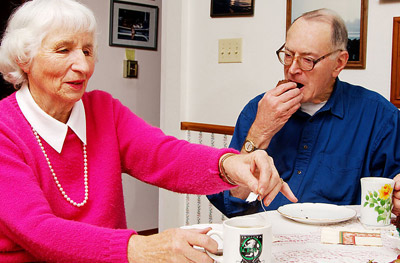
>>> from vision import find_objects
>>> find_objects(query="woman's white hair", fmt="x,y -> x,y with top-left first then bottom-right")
0,0 -> 98,89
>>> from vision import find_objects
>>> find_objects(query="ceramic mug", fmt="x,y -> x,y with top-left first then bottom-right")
206,216 -> 272,263
360,177 -> 395,227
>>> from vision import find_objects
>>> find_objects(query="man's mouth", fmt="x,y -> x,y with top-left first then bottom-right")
278,79 -> 304,89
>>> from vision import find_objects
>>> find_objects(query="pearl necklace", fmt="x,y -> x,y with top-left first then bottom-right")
32,128 -> 89,207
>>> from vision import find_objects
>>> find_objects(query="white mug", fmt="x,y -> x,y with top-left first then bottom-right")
360,177 -> 395,227
206,216 -> 272,263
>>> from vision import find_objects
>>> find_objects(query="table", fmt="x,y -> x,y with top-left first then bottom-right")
239,206 -> 398,263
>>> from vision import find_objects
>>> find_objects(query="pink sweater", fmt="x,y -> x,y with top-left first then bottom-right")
0,90 -> 236,263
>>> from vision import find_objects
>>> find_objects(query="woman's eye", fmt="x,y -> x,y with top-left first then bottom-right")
57,49 -> 69,54
83,50 -> 92,56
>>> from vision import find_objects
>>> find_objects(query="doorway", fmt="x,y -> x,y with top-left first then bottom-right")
0,0 -> 25,100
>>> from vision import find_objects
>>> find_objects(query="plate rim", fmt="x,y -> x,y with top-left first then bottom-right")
277,202 -> 357,223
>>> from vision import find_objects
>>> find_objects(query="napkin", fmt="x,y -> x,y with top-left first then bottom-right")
246,192 -> 259,202
321,227 -> 382,246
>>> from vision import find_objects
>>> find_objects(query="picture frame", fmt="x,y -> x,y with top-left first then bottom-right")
109,0 -> 158,50
286,0 -> 368,69
210,0 -> 254,17
390,17 -> 400,107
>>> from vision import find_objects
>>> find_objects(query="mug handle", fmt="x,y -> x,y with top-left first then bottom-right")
205,230 -> 223,263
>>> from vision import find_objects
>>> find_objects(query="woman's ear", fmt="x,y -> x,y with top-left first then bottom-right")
17,60 -> 30,74
332,51 -> 349,78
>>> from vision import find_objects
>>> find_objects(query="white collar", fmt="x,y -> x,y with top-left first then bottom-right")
300,101 -> 327,116
16,84 -> 86,153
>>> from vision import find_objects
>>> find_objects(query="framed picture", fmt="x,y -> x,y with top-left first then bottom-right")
210,0 -> 254,17
109,0 -> 158,50
391,17 -> 400,107
286,0 -> 368,69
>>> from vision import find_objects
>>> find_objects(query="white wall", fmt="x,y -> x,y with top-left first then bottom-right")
81,0 -> 161,232
166,0 -> 400,129
160,0 -> 400,230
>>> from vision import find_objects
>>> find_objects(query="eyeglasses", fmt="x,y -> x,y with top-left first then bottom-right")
276,43 -> 342,71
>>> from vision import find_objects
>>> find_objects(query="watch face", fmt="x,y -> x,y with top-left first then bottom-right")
245,141 -> 254,152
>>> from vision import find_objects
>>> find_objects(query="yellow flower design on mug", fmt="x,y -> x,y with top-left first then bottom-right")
364,182 -> 393,225
379,184 -> 393,200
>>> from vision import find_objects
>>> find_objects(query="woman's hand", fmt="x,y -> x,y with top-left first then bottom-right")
222,150 -> 298,206
127,228 -> 217,263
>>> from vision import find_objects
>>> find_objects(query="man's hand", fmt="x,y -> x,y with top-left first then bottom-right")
393,174 -> 400,216
244,80 -> 303,151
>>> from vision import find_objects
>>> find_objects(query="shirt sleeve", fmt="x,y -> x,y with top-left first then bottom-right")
369,107 -> 400,178
207,190 -> 263,218
229,96 -> 260,151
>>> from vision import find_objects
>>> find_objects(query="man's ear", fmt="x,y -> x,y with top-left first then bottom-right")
332,51 -> 349,78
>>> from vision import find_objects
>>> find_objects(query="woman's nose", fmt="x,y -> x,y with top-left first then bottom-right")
71,50 -> 90,73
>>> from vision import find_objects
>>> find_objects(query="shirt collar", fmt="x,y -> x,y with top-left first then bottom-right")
316,78 -> 345,119
16,84 -> 86,153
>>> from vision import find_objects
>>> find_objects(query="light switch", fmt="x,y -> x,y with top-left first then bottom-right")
218,38 -> 242,63
123,60 -> 138,78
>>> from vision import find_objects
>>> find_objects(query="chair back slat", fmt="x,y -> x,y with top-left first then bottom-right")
181,122 -> 234,226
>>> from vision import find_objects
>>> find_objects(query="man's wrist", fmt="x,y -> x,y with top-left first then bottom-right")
245,128 -> 271,150
243,139 -> 259,153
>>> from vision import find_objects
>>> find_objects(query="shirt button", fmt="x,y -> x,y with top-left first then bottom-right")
303,145 -> 308,150
297,170 -> 302,175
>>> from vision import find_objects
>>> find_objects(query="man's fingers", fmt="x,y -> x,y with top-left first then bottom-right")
394,173 -> 400,190
393,198 -> 400,216
271,81 -> 297,96
394,189 -> 400,199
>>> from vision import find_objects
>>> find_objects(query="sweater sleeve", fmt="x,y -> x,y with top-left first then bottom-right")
0,122 -> 134,263
109,95 -> 238,195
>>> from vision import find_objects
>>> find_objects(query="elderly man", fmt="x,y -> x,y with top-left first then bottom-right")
208,8 -> 400,217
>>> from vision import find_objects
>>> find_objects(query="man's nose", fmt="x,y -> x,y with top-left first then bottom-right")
287,57 -> 302,75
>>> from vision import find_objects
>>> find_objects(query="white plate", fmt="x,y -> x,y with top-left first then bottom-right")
277,203 -> 357,224
181,223 -> 223,251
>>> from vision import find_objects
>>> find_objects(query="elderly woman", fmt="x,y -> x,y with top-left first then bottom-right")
0,0 -> 297,262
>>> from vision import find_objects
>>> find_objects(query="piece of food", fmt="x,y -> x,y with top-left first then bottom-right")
277,79 -> 303,89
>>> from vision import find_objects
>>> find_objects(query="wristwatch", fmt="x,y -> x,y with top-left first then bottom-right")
243,139 -> 258,153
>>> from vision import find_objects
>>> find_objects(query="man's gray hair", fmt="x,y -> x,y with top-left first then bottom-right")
291,8 -> 348,51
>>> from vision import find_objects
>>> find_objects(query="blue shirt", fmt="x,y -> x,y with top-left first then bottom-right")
208,79 -> 400,217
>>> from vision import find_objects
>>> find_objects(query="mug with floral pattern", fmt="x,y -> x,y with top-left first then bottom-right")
360,177 -> 394,227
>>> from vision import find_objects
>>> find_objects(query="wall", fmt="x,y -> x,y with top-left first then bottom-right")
81,0 -> 161,232
159,0 -> 400,230
168,0 -> 400,128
